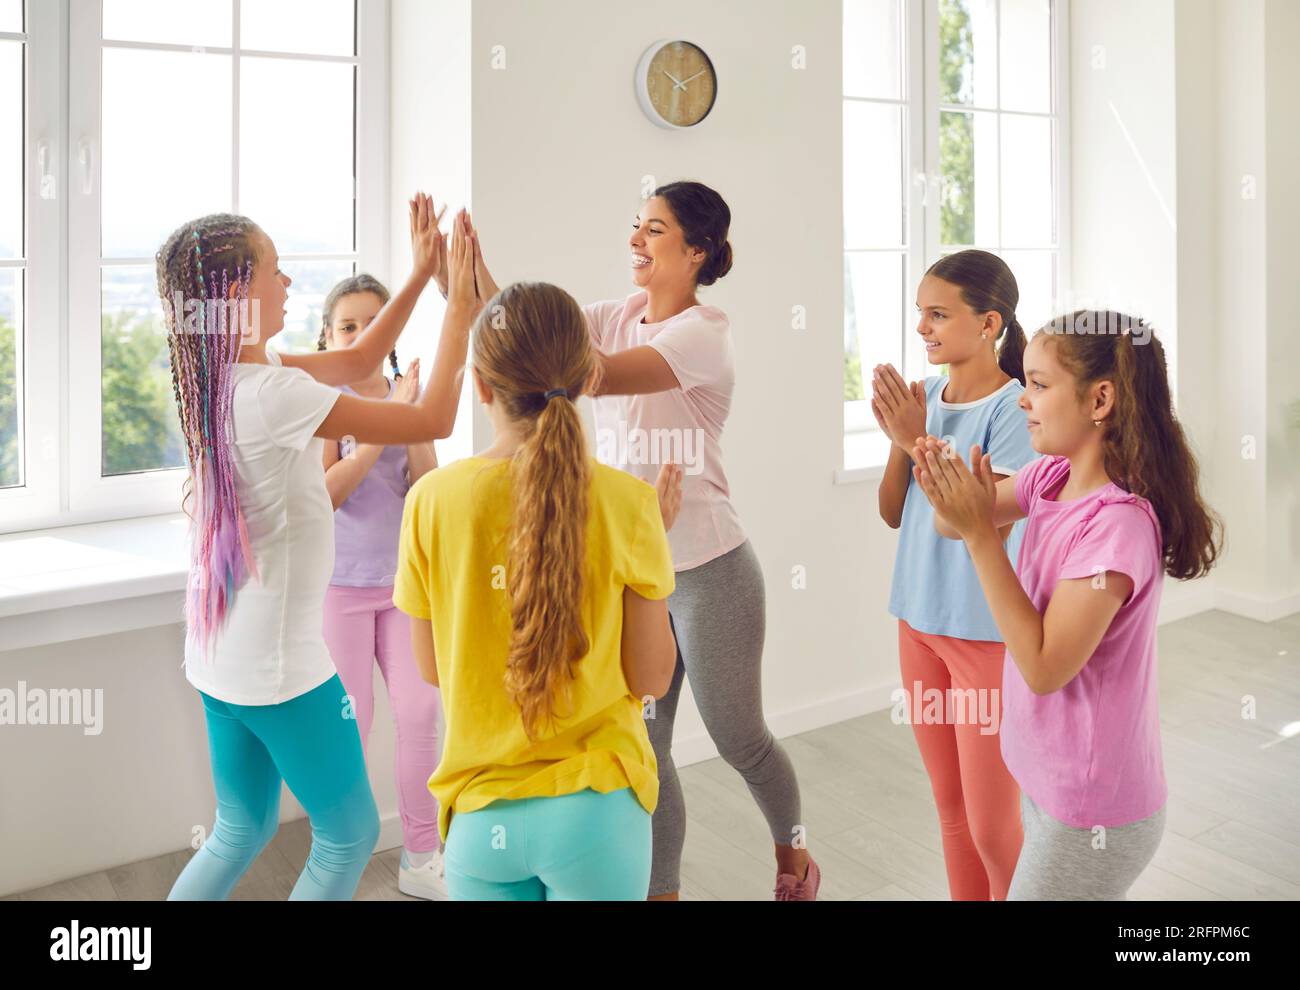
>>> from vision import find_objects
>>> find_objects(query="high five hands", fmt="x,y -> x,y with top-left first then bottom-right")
409,193 -> 449,292
408,192 -> 492,315
909,436 -> 997,541
443,205 -> 482,319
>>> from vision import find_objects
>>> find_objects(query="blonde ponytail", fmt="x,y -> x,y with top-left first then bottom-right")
472,283 -> 595,738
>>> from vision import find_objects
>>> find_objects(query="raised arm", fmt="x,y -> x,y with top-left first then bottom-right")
281,194 -> 448,386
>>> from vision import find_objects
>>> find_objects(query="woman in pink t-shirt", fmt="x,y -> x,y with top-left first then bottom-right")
909,311 -> 1221,899
469,181 -> 818,901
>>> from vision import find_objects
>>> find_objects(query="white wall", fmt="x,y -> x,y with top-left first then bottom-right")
1071,0 -> 1300,619
390,0 -> 475,464
1262,0 -> 1300,602
1069,0 -> 1178,340
1176,0 -> 1300,614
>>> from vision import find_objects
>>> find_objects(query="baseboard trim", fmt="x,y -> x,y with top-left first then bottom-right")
1213,588 -> 1300,624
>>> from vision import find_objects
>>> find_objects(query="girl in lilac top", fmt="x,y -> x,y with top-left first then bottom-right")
909,311 -> 1221,900
318,273 -> 445,899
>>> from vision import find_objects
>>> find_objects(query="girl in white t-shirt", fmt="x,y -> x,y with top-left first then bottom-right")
160,195 -> 480,900
471,181 -> 818,901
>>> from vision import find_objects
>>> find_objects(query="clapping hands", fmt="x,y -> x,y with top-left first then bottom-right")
909,436 -> 997,540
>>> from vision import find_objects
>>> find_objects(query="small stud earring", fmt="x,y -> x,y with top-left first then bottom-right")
981,333 -> 987,340
1093,420 -> 1101,427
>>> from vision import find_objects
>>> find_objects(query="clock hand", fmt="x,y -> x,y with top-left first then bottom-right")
662,69 -> 685,90
680,69 -> 707,86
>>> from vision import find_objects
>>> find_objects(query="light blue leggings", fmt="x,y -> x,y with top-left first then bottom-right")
444,787 -> 651,900
168,674 -> 381,901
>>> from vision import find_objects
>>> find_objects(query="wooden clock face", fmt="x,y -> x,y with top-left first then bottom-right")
643,41 -> 716,127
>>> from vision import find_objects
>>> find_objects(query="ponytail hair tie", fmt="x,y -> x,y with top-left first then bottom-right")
543,388 -> 568,402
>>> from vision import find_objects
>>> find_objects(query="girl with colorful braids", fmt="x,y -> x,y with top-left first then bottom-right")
316,274 -> 445,898
159,194 -> 479,900
910,312 -> 1221,899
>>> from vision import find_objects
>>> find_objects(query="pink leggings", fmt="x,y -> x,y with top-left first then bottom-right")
323,584 -> 443,854
898,620 -> 1023,900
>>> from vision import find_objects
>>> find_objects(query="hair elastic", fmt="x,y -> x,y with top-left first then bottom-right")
543,387 -> 568,402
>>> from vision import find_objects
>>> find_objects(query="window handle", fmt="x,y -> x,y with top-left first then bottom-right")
77,137 -> 95,196
37,139 -> 56,200
912,169 -> 931,208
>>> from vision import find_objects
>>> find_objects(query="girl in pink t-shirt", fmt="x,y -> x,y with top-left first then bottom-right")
468,181 -> 818,901
910,311 -> 1221,899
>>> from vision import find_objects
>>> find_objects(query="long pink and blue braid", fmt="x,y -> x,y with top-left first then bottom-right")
185,234 -> 259,657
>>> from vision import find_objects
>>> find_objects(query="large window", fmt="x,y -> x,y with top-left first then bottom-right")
0,0 -> 24,491
0,0 -> 387,533
842,0 -> 1067,474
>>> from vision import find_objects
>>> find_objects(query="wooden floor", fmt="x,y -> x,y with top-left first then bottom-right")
6,609 -> 1298,901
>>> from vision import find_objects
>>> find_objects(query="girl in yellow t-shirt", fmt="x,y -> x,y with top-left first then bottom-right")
393,280 -> 684,900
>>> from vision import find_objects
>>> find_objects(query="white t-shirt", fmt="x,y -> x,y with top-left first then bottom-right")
583,291 -> 746,572
183,349 -> 342,706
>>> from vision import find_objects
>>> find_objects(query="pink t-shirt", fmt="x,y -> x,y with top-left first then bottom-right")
1001,454 -> 1168,828
583,292 -> 746,572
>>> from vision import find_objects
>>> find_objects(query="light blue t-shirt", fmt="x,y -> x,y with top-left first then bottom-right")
888,375 -> 1039,642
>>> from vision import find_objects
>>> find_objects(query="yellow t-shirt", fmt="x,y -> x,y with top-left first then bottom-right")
393,455 -> 675,844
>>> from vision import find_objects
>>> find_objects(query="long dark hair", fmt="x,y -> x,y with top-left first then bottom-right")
1039,311 -> 1223,580
653,181 -> 734,286
926,250 -> 1026,384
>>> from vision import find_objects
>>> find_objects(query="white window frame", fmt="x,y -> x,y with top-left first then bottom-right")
0,0 -> 389,535
0,0 -> 62,531
840,0 -> 1069,481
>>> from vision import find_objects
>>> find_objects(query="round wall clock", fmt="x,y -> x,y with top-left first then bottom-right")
635,40 -> 718,129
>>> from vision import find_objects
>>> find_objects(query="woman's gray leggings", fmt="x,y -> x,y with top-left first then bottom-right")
646,539 -> 804,897
1007,790 -> 1166,900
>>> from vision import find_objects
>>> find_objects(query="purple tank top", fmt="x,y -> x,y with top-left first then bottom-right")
330,381 -> 410,587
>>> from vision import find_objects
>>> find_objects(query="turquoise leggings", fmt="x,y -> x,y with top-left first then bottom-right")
168,674 -> 381,901
444,787 -> 651,900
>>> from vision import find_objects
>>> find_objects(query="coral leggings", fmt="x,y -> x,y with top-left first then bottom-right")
898,619 -> 1023,900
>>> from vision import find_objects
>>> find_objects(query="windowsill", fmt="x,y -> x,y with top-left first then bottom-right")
839,418 -> 891,484
834,464 -> 886,485
0,514 -> 190,651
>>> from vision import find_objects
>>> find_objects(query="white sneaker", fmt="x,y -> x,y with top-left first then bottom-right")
398,847 -> 447,900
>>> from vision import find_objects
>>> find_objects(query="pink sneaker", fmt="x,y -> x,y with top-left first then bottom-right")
774,854 -> 820,900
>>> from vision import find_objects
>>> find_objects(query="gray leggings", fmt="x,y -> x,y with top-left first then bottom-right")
646,539 -> 803,897
1007,790 -> 1166,900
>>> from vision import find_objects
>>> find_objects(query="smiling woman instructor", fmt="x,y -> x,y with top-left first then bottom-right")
472,181 -> 819,900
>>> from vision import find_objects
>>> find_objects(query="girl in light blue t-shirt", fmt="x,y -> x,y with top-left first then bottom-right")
871,250 -> 1038,901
